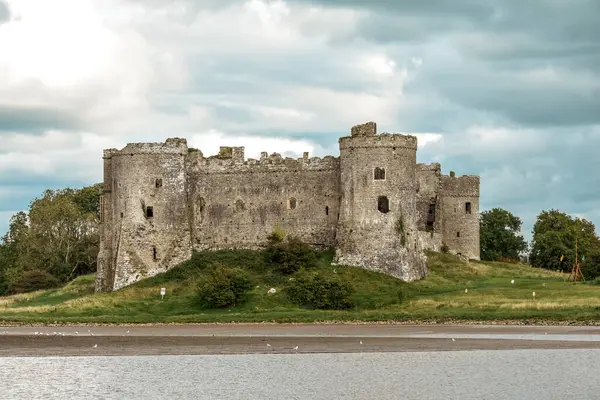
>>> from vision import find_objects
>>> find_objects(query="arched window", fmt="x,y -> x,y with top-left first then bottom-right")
288,197 -> 297,210
377,196 -> 389,213
325,206 -> 329,216
374,167 -> 386,180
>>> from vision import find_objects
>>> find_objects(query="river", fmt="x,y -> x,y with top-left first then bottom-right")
2,349 -> 599,399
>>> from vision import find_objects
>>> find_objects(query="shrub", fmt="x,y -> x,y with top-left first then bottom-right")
264,235 -> 318,274
196,265 -> 254,308
8,269 -> 60,294
582,253 -> 600,280
285,269 -> 354,309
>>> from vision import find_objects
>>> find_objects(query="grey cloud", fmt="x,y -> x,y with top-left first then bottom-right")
0,0 -> 9,23
290,0 -> 495,19
416,124 -> 600,239
427,70 -> 600,128
0,107 -> 82,133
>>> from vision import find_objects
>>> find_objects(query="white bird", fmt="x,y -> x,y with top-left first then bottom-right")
93,344 -> 97,348
452,338 -> 455,341
360,340 -> 363,345
267,343 -> 271,347
464,289 -> 468,293
293,346 -> 298,350
126,330 -> 130,334
511,279 -> 515,284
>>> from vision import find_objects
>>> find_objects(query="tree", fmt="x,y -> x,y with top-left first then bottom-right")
0,184 -> 102,294
479,208 -> 528,261
529,209 -> 600,272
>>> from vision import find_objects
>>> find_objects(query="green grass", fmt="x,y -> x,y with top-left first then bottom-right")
2,250 -> 600,325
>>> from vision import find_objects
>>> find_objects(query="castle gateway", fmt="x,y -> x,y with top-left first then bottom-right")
96,122 -> 480,292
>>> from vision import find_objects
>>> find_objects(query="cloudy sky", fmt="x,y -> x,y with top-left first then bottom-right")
1,0 -> 599,242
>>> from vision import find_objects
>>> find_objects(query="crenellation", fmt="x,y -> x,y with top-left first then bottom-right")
191,152 -> 340,174
96,122 -> 480,292
339,133 -> 418,150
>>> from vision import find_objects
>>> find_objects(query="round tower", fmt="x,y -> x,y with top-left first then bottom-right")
102,138 -> 192,291
333,122 -> 427,281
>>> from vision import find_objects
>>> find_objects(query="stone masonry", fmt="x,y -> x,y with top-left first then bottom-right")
95,122 -> 480,292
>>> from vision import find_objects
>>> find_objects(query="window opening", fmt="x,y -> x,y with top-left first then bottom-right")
325,206 -> 329,216
456,231 -> 460,237
155,178 -> 163,188
288,197 -> 297,210
146,206 -> 154,218
374,167 -> 386,180
152,246 -> 157,260
465,202 -> 472,214
377,196 -> 390,213
426,202 -> 435,230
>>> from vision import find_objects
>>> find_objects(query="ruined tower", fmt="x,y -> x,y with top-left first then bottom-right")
440,174 -> 480,260
333,122 -> 428,281
95,139 -> 192,292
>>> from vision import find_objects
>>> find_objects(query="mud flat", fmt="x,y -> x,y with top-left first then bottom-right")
2,323 -> 600,357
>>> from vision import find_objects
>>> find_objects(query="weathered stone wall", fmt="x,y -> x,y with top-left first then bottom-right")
187,149 -> 340,250
440,174 -> 480,260
334,125 -> 428,281
96,139 -> 192,291
416,163 -> 443,231
95,149 -> 117,292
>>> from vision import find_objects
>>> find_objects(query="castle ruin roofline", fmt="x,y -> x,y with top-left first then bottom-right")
106,137 -> 188,157
341,121 -> 419,150
417,162 -> 442,171
441,174 -> 480,197
339,132 -> 418,150
189,145 -> 339,167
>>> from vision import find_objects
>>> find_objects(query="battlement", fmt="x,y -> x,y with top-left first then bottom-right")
187,146 -> 339,173
339,133 -> 418,150
441,174 -> 480,197
108,138 -> 189,157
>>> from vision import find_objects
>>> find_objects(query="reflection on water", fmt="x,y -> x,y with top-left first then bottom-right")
2,349 -> 600,399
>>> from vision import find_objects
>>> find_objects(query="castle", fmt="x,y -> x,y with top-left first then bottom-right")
95,122 -> 480,292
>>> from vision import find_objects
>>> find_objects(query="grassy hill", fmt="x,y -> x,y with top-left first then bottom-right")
1,250 -> 600,325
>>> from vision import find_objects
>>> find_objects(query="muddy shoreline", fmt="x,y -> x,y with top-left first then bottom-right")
2,323 -> 600,356
4,335 -> 600,357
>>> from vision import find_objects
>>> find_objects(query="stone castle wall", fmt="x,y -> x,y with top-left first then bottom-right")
187,148 -> 341,252
96,122 -> 480,292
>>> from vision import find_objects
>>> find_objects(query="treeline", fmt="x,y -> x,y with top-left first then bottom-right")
480,208 -> 600,278
0,184 -> 102,294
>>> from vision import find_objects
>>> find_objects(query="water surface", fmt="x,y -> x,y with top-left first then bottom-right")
2,349 -> 598,399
